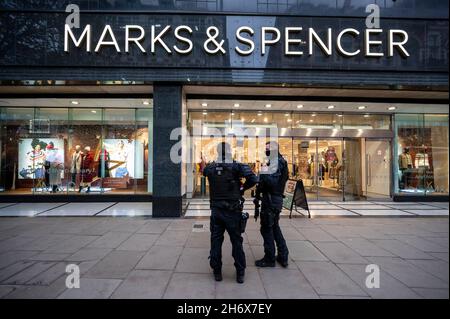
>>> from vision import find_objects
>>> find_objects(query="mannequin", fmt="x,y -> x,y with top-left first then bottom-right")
325,146 -> 339,180
80,146 -> 94,193
398,147 -> 413,189
46,142 -> 63,193
318,151 -> 326,184
70,145 -> 83,188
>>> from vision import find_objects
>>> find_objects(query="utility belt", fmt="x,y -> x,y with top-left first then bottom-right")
211,199 -> 241,212
211,198 -> 249,233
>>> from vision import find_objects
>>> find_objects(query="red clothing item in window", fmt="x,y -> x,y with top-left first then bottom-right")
81,151 -> 95,183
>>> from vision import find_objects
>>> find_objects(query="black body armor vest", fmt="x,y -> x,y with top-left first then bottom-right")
208,163 -> 241,201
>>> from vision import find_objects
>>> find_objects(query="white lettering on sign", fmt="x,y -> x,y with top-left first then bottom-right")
125,25 -> 146,53
336,28 -> 361,57
309,28 -> 332,56
63,5 -> 410,58
261,27 -> 281,55
235,26 -> 255,56
95,25 -> 120,52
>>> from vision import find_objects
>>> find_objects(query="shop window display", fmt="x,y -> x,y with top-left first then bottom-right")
0,104 -> 153,195
395,114 -> 449,196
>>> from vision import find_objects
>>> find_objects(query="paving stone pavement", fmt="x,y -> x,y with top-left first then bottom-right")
0,216 -> 448,299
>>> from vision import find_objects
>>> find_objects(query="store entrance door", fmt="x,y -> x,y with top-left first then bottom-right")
343,138 -> 364,201
364,140 -> 391,200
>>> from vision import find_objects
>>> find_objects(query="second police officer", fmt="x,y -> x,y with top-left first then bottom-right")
254,141 -> 290,268
203,142 -> 258,284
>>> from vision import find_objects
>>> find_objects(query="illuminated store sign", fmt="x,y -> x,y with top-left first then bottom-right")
64,24 -> 410,58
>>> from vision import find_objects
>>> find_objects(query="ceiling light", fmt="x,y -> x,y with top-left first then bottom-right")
311,114 -> 317,117
71,101 -> 79,105
265,104 -> 272,108
309,119 -> 314,122
264,118 -> 268,122
358,106 -> 366,110
284,113 -> 289,117
328,105 -> 335,109
234,103 -> 240,108
338,114 -> 343,117
297,104 -> 303,109
364,114 -> 370,118
202,111 -> 207,115
201,103 -> 208,107
142,100 -> 149,105
287,119 -> 292,122
231,112 -> 235,116
257,113 -> 262,116
91,110 -> 97,113
388,106 -> 396,110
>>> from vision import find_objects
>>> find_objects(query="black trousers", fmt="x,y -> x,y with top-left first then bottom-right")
260,207 -> 289,262
210,208 -> 246,272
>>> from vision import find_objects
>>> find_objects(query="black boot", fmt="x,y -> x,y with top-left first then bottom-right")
86,186 -> 91,193
213,269 -> 222,282
276,255 -> 289,268
255,258 -> 275,268
236,270 -> 245,284
78,186 -> 83,193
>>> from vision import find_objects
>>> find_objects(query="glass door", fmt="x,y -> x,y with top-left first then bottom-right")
293,138 -> 318,200
317,139 -> 344,201
343,138 -> 363,201
364,139 -> 391,200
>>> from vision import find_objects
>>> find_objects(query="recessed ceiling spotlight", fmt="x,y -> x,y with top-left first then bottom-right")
257,112 -> 262,116
231,112 -> 235,116
328,105 -> 335,109
287,118 -> 292,122
297,104 -> 303,109
201,103 -> 208,107
358,106 -> 366,110
71,101 -> 79,105
265,104 -> 272,108
309,119 -> 314,122
388,106 -> 396,110
142,101 -> 149,105
91,110 -> 97,114
234,103 -> 240,108
338,114 -> 343,117
284,113 -> 290,117
364,114 -> 370,118
202,111 -> 207,115
311,114 -> 317,117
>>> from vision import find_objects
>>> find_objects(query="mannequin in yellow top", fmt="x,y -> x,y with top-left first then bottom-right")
398,147 -> 413,189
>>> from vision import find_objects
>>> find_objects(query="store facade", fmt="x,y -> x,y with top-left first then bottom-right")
0,0 -> 448,217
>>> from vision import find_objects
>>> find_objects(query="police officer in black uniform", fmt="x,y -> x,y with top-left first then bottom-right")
203,142 -> 257,284
254,141 -> 290,268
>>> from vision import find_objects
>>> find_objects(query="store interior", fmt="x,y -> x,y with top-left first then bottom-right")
187,99 -> 448,201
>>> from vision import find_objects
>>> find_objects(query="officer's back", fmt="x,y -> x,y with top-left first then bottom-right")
203,142 -> 257,284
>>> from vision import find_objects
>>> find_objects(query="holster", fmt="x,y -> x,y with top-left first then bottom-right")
240,212 -> 249,233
